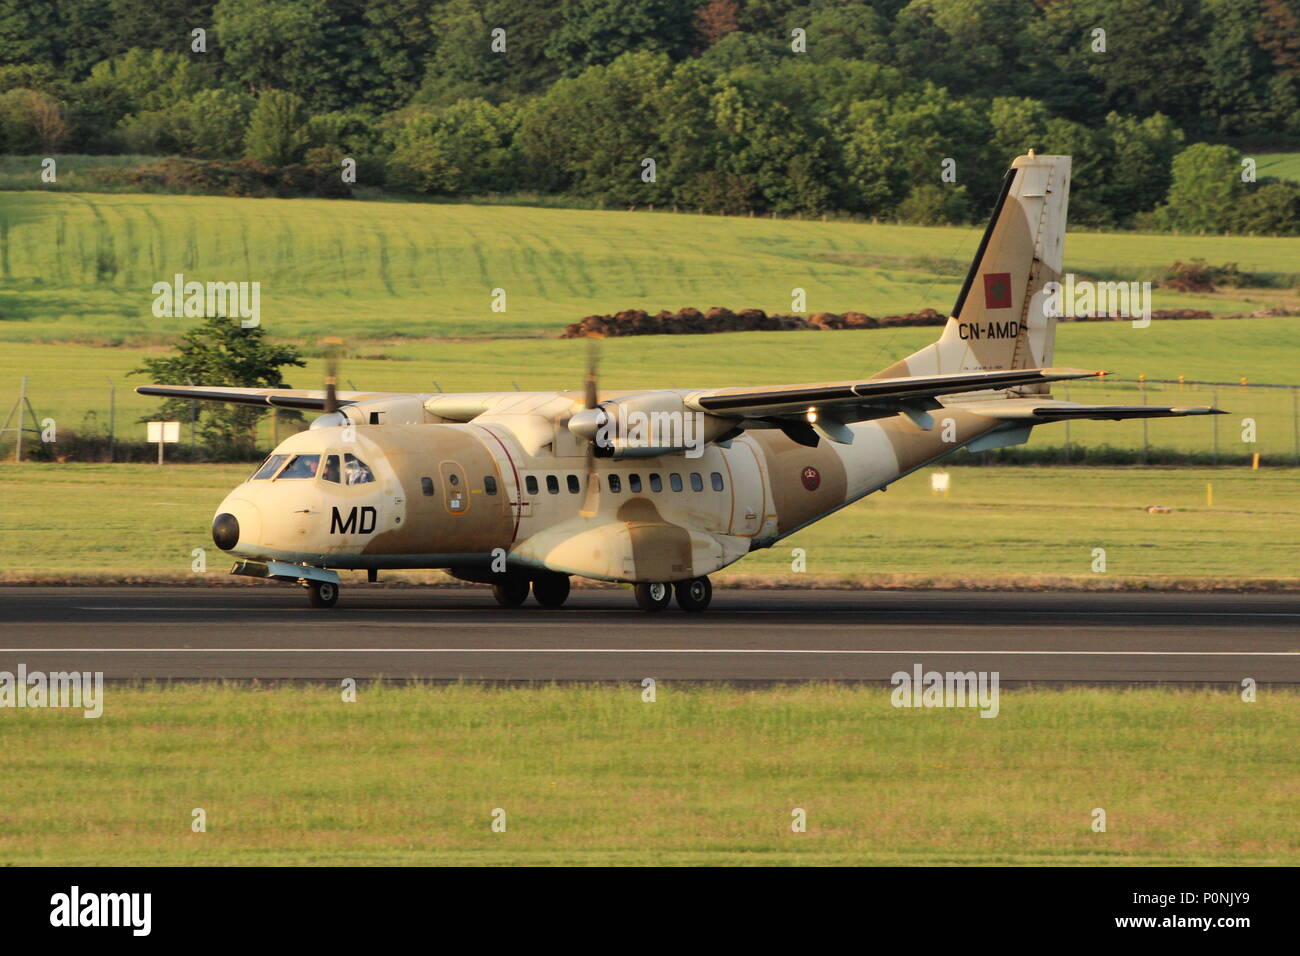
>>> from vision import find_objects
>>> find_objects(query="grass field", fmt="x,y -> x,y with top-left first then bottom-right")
2,190 -> 1298,346
1,684 -> 1294,866
2,463 -> 1295,587
1256,152 -> 1300,183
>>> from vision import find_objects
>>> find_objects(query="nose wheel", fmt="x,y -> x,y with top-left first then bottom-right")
307,579 -> 339,608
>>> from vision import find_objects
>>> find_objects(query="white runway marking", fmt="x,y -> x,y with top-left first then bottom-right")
0,648 -> 1295,656
64,605 -> 1300,619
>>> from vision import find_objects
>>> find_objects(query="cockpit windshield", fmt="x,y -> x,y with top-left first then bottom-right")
250,454 -> 289,480
344,453 -> 375,485
279,454 -> 321,479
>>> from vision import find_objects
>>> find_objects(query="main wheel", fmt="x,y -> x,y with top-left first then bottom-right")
532,573 -> 571,608
307,579 -> 339,608
491,577 -> 530,608
634,581 -> 672,612
674,576 -> 712,612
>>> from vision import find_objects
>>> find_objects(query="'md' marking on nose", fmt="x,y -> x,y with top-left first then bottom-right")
982,272 -> 1012,309
331,505 -> 377,534
958,320 -> 1019,340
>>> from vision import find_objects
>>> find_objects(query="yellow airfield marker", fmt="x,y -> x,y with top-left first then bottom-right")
1252,452 -> 1260,470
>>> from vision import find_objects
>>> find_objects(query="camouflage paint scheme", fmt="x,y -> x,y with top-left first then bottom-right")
165,155 -> 1212,590
215,154 -> 1072,583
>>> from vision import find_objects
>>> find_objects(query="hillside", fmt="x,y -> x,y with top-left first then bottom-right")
2,191 -> 1298,347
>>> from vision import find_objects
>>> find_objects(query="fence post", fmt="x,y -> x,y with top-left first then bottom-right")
1211,389 -> 1219,464
106,378 -> 115,463
1140,378 -> 1148,464
1062,382 -> 1071,463
1293,387 -> 1299,466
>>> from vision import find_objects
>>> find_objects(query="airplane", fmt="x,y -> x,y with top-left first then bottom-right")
137,153 -> 1222,612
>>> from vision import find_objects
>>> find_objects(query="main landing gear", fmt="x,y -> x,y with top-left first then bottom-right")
635,577 -> 712,612
491,573 -> 572,609
487,573 -> 713,612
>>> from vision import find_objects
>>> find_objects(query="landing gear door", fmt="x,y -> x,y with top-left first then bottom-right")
727,441 -> 765,537
439,460 -> 469,516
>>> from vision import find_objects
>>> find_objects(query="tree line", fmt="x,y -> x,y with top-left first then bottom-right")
2,0 -> 1299,233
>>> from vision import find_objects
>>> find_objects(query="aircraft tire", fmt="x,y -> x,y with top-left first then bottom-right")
308,579 -> 339,609
532,573 -> 571,608
674,576 -> 712,613
634,582 -> 673,612
491,578 -> 531,608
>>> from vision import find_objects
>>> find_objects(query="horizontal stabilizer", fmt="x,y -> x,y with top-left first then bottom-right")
962,398 -> 1225,421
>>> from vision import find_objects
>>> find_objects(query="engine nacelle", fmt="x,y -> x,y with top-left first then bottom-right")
310,395 -> 432,429
568,392 -> 736,459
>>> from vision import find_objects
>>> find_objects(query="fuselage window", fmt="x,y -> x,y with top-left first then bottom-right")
546,474 -> 560,494
279,454 -> 321,479
484,476 -> 498,495
690,472 -> 704,492
649,473 -> 662,492
669,473 -> 683,492
525,475 -> 538,495
566,474 -> 580,494
322,455 -> 341,483
344,454 -> 375,485
711,471 -> 724,491
421,476 -> 435,496
251,454 -> 289,480
628,474 -> 642,493
608,474 -> 622,493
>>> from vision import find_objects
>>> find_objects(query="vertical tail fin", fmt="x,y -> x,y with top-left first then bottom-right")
875,153 -> 1071,393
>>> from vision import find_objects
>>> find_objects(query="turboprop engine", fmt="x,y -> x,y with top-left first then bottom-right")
567,391 -> 738,459
309,395 -> 431,429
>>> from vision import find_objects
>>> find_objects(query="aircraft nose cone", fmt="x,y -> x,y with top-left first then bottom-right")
212,512 -> 240,551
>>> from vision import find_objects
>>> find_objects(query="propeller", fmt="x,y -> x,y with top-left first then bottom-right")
322,337 -> 343,415
578,335 -> 604,518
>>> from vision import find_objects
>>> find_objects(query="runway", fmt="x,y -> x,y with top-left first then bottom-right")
1,586 -> 1297,683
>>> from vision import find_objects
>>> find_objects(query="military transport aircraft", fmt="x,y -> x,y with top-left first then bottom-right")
138,153 -> 1221,611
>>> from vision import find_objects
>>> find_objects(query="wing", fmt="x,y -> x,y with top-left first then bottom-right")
686,367 -> 1103,417
134,385 -> 408,410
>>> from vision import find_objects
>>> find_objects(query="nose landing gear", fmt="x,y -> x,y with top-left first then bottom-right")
307,579 -> 339,608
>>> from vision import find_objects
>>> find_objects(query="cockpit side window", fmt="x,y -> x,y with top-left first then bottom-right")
251,454 -> 289,480
322,455 -> 341,483
344,453 -> 375,485
279,454 -> 321,479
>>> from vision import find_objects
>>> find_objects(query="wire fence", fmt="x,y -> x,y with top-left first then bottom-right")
2,376 -> 1298,465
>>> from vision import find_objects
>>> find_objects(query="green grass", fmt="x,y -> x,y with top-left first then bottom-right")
2,191 -> 1298,346
1255,153 -> 1300,184
1,684 -> 1295,865
2,463 -> 1295,586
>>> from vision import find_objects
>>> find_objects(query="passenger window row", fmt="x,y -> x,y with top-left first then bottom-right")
414,471 -> 725,498
520,471 -> 725,495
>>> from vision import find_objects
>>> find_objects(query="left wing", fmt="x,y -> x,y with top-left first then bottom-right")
135,385 -> 405,410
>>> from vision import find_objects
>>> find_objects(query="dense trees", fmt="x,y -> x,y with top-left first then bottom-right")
2,0 -> 1298,233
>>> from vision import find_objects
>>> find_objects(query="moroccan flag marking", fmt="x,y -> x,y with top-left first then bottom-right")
983,272 -> 1013,309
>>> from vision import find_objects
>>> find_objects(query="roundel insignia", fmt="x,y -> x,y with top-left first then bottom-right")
801,466 -> 820,491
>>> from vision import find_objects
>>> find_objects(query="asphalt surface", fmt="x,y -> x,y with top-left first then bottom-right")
0,586 -> 1297,683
